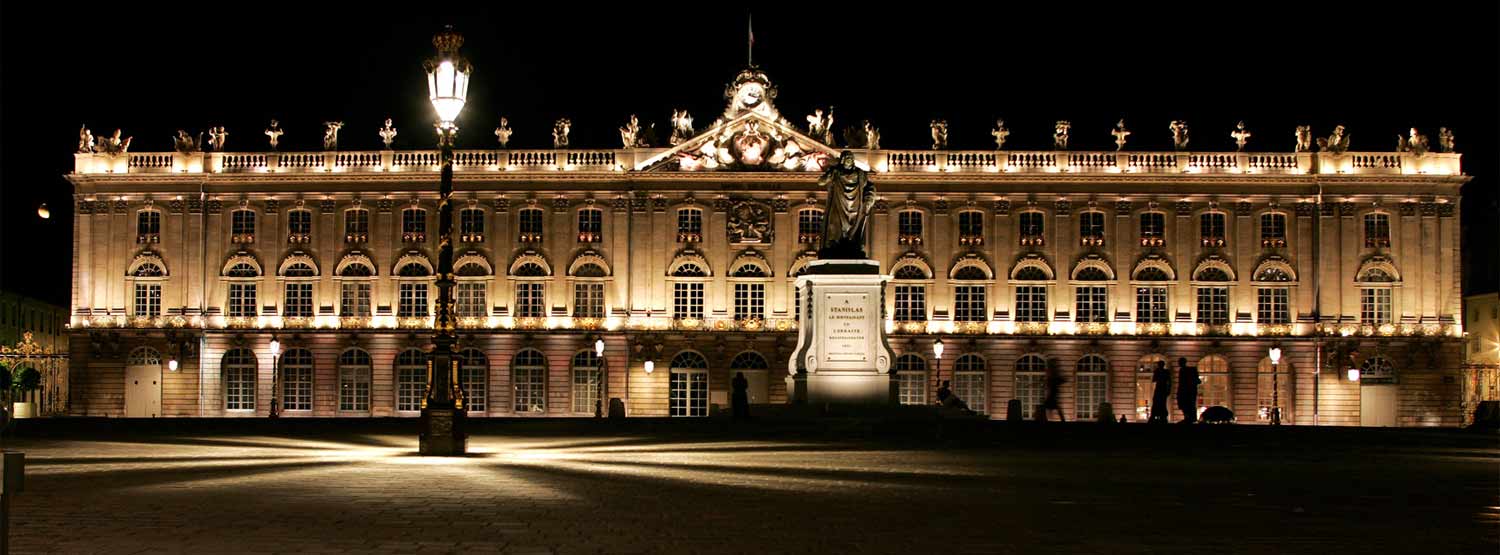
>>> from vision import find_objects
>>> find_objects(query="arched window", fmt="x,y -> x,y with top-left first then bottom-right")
570,262 -> 608,319
395,349 -> 426,412
513,349 -> 547,413
1360,356 -> 1395,383
1076,355 -> 1108,421
224,260 -> 260,318
1014,355 -> 1048,419
280,348 -> 314,411
570,350 -> 602,414
731,261 -> 769,321
729,351 -> 770,404
281,261 -> 317,319
1194,264 -> 1232,326
130,259 -> 166,317
1196,355 -> 1231,418
338,348 -> 372,412
344,208 -> 370,244
1134,353 -> 1168,421
1014,266 -> 1049,281
730,352 -> 769,370
402,207 -> 427,243
670,259 -> 709,320
1255,267 -> 1292,282
893,264 -> 929,322
953,354 -> 987,414
1073,265 -> 1110,324
1195,268 -> 1230,282
127,346 -> 162,366
398,263 -> 431,277
223,348 -> 257,411
339,261 -> 374,277
669,351 -> 709,417
397,262 -> 431,318
132,262 -> 165,278
226,263 -> 260,278
577,208 -> 603,243
672,263 -> 707,278
731,263 -> 769,278
895,354 -> 928,405
339,260 -> 375,318
1256,357 -> 1294,423
459,348 -> 487,412
1134,266 -> 1170,324
573,263 -> 607,278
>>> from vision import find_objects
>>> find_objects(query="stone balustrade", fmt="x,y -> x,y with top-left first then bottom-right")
73,148 -> 1462,177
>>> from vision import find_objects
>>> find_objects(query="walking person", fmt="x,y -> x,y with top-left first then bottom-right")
1042,359 -> 1067,422
1150,361 -> 1171,423
1176,357 -> 1200,424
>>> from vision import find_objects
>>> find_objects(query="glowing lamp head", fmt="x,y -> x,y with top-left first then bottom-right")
643,360 -> 655,374
425,27 -> 472,128
594,338 -> 605,357
1347,368 -> 1361,382
37,203 -> 50,219
1269,347 -> 1282,364
269,338 -> 281,357
933,338 -> 945,359
167,358 -> 179,372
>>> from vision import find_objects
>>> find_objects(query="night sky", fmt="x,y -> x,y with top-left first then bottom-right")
2,3 -> 1495,307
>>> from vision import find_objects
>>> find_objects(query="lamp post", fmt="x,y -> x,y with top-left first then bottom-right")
268,336 -> 281,418
419,26 -> 472,456
1268,346 -> 1282,426
594,337 -> 606,418
932,337 -> 945,397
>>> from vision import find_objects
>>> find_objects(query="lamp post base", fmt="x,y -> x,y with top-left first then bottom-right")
418,407 -> 467,456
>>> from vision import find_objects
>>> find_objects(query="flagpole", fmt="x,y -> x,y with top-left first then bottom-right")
747,12 -> 754,66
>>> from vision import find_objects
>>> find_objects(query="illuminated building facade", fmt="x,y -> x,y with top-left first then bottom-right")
65,68 -> 1469,425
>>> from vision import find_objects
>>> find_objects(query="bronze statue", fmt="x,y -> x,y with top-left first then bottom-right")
817,151 -> 877,259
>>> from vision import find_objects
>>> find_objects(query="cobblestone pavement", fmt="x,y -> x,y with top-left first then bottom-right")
4,426 -> 1497,554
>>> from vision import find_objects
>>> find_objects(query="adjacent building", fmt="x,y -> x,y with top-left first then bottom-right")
64,67 -> 1469,425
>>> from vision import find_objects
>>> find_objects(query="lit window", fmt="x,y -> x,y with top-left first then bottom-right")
1135,287 -> 1168,323
573,282 -> 604,318
279,349 -> 313,411
1257,287 -> 1290,324
571,350 -> 602,414
1014,355 -> 1048,419
398,283 -> 429,317
514,283 -> 545,318
340,282 -> 371,317
733,283 -> 765,321
133,283 -> 161,317
895,354 -> 927,405
1196,355 -> 1232,417
669,352 -> 709,417
1015,286 -> 1048,323
1196,287 -> 1229,324
1075,286 -> 1108,323
1361,288 -> 1392,324
1076,355 -> 1108,420
513,350 -> 547,413
223,348 -> 257,411
952,266 -> 988,322
460,349 -> 487,412
456,282 -> 487,318
228,283 -> 257,318
673,282 -> 704,319
953,354 -> 987,414
338,349 -> 372,412
395,349 -> 426,412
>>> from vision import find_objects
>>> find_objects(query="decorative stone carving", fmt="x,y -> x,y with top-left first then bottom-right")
322,121 -> 343,150
1399,202 -> 1416,216
610,197 -> 628,211
188,199 -> 203,214
1438,127 -> 1455,153
206,200 -> 223,215
728,200 -> 774,244
991,119 -> 1009,150
264,120 -> 283,150
620,114 -> 641,148
1294,202 -> 1314,217
628,197 -> 646,213
995,199 -> 1012,215
1338,202 -> 1355,217
669,109 -> 695,146
1437,203 -> 1455,217
1231,121 -> 1251,151
933,198 -> 949,214
718,67 -> 783,125
1397,127 -> 1429,156
320,199 -> 336,214
96,129 -> 132,155
205,126 -> 228,151
1235,201 -> 1252,216
1319,202 -> 1334,217
1114,200 -> 1131,214
1054,121 -> 1071,150
168,199 -> 184,214
1112,119 -> 1131,151
379,119 -> 398,149
376,199 -> 393,213
806,108 -> 835,145
1054,200 -> 1072,216
1169,120 -> 1190,150
493,198 -> 510,213
1175,201 -> 1192,214
657,197 -> 673,212
552,118 -> 571,148
1294,125 -> 1312,152
771,198 -> 789,213
842,120 -> 880,150
929,120 -> 948,150
76,199 -> 93,215
77,125 -> 95,153
1317,125 -> 1350,154
263,199 -> 280,213
172,130 -> 202,153
492,117 -> 512,148
552,197 -> 571,212
1420,202 -> 1438,217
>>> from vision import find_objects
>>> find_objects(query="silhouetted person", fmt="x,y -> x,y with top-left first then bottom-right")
937,380 -> 968,410
1150,361 -> 1171,423
1177,357 -> 1200,424
731,371 -> 750,420
1042,359 -> 1066,422
936,380 -> 953,404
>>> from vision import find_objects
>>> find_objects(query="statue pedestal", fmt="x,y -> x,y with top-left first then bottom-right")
419,406 -> 467,456
787,260 -> 896,405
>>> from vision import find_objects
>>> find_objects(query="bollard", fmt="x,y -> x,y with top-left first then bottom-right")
0,451 -> 24,555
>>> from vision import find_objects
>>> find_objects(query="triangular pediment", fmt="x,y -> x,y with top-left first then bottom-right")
636,111 -> 840,173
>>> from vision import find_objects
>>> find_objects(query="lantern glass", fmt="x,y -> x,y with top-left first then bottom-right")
428,60 -> 469,125
168,359 -> 179,372
1269,347 -> 1282,364
595,338 -> 606,357
933,339 -> 944,359
643,360 -> 655,374
1347,368 -> 1360,381
269,339 -> 281,357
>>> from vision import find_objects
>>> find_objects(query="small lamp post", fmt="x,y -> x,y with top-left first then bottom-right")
594,337 -> 606,418
932,337 -> 945,393
268,336 -> 281,418
1268,346 -> 1282,425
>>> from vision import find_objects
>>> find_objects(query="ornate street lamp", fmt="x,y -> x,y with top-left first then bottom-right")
594,337 -> 606,418
419,26 -> 473,456
932,337 -> 945,388
1268,346 -> 1282,426
268,336 -> 282,418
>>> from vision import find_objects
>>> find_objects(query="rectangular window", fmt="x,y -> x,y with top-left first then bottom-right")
231,210 -> 256,236
1361,288 -> 1392,324
1079,212 -> 1106,244
958,211 -> 984,244
798,210 -> 825,243
283,283 -> 313,318
340,282 -> 371,317
573,282 -> 604,318
344,210 -> 369,242
456,282 -> 487,318
1135,287 -> 1168,323
897,372 -> 927,405
137,211 -> 161,236
513,367 -> 546,413
1200,213 -> 1225,246
898,211 -> 923,244
396,367 -> 424,411
1015,373 -> 1047,419
402,208 -> 426,234
954,285 -> 987,322
460,209 -> 485,239
673,282 -> 704,319
1196,287 -> 1229,325
282,364 -> 312,411
398,282 -> 429,317
288,210 -> 312,235
338,366 -> 370,412
224,364 -> 256,410
733,283 -> 766,321
518,209 -> 544,242
461,364 -> 487,412
894,285 -> 927,322
228,283 -> 257,318
677,209 -> 702,241
572,368 -> 602,414
577,209 -> 602,242
1014,286 -> 1048,323
1257,287 -> 1290,324
133,283 -> 161,317
1075,286 -> 1108,323
514,282 -> 545,318
1019,212 -> 1045,236
1364,213 -> 1390,248
1140,212 -> 1165,245
1076,373 -> 1107,421
669,371 -> 709,417
1260,213 -> 1286,246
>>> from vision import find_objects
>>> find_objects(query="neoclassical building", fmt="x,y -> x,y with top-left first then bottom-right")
64,67 -> 1469,425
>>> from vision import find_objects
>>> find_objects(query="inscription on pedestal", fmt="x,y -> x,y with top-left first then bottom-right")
824,293 -> 869,364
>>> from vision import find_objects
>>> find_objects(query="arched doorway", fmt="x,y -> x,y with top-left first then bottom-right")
729,351 -> 770,404
669,351 -> 709,417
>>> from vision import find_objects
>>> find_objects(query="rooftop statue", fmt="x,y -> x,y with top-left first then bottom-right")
863,120 -> 881,150
494,117 -> 513,148
669,110 -> 695,145
1294,125 -> 1312,152
172,130 -> 202,153
265,120 -> 284,150
98,129 -> 132,155
1438,127 -> 1456,153
991,119 -> 1009,150
77,125 -> 95,154
843,120 -> 880,149
552,118 -> 572,149
1112,119 -> 1131,151
1317,125 -> 1350,154
379,119 -> 398,149
322,121 -> 344,151
1054,121 -> 1071,150
1396,127 -> 1429,156
1169,120 -> 1190,150
1230,121 -> 1251,152
620,114 -> 641,149
817,150 -> 877,259
207,126 -> 228,152
806,108 -> 834,145
930,120 -> 948,150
